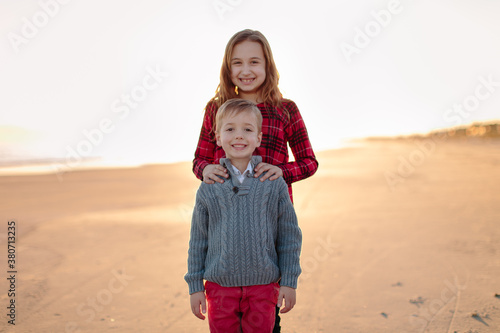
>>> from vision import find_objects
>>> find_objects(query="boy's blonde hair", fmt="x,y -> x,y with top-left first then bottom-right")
215,99 -> 263,133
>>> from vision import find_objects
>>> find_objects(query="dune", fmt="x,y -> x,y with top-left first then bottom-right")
0,138 -> 499,332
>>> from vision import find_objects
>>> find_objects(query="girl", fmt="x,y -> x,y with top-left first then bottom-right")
193,29 -> 318,203
192,29 -> 318,332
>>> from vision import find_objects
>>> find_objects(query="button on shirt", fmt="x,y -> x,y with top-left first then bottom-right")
231,162 -> 253,184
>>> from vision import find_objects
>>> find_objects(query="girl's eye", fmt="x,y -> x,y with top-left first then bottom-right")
226,128 -> 233,131
245,128 -> 253,132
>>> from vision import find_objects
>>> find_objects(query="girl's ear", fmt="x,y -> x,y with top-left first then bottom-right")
215,132 -> 222,147
257,132 -> 262,147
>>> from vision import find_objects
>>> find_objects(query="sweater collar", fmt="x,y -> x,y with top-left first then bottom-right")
219,156 -> 262,196
219,156 -> 262,178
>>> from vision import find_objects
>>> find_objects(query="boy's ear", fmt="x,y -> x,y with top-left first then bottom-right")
257,132 -> 262,147
215,132 -> 222,147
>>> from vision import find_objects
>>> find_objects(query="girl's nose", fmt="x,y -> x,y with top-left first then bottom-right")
241,64 -> 251,75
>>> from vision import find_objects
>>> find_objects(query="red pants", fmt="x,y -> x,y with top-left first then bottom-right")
205,281 -> 279,333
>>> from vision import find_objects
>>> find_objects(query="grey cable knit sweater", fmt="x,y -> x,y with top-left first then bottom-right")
185,156 -> 302,295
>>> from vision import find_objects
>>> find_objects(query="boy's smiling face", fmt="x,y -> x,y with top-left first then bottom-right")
216,111 -> 262,165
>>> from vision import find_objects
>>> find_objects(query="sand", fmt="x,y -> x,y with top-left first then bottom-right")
0,138 -> 499,333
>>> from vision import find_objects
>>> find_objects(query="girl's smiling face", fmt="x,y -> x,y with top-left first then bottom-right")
230,41 -> 266,103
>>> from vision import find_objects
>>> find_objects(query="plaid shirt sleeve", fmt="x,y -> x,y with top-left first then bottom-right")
279,100 -> 318,185
192,102 -> 217,180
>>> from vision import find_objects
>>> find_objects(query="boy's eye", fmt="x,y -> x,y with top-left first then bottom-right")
245,128 -> 253,132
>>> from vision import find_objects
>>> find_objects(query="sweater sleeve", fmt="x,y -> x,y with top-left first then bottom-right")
192,102 -> 217,180
279,101 -> 319,185
275,179 -> 302,288
184,187 -> 209,294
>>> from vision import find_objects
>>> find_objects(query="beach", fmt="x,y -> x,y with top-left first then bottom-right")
0,138 -> 499,333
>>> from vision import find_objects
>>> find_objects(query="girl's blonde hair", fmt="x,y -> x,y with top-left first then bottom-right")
212,29 -> 283,109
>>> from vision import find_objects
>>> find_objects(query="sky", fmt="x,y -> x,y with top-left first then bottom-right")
1,0 -> 500,168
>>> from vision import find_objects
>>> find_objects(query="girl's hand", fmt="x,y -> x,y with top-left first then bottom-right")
277,286 -> 296,313
254,162 -> 283,181
190,292 -> 207,320
202,164 -> 228,184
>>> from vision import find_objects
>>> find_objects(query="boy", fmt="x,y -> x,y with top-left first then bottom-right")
185,99 -> 302,332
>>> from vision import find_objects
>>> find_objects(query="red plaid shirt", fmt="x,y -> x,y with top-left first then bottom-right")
193,99 -> 318,201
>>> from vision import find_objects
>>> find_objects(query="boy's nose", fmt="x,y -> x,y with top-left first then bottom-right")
234,130 -> 244,139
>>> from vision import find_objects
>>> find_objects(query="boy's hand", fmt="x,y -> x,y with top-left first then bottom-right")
277,286 -> 296,313
190,291 -> 207,320
254,162 -> 283,181
203,164 -> 228,184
